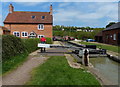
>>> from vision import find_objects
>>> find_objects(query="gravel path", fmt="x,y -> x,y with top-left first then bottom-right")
2,41 -> 68,85
2,50 -> 49,85
2,41 -> 111,86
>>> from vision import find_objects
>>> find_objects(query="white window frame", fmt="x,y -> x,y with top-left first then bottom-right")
110,35 -> 113,38
41,16 -> 45,19
37,35 -> 45,38
13,31 -> 20,37
31,16 -> 36,19
21,31 -> 28,37
38,24 -> 44,30
113,34 -> 116,40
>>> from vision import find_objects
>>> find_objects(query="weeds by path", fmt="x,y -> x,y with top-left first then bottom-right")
26,56 -> 101,85
80,42 -> 119,53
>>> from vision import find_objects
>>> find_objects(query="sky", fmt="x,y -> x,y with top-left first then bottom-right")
0,1 -> 119,28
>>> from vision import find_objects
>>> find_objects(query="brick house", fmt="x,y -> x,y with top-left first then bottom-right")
3,4 -> 53,38
95,22 -> 120,45
95,31 -> 103,43
0,26 -> 10,35
102,22 -> 120,45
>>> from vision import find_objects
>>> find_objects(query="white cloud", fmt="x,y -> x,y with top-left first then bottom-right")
2,0 -> 48,2
18,2 -> 44,6
0,4 -> 2,26
58,3 -> 71,7
1,2 -> 118,27
78,3 -> 118,20
0,14 -> 2,26
54,2 -> 118,27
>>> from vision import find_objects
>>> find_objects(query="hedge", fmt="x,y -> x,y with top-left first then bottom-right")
46,38 -> 53,44
2,35 -> 52,74
2,35 -> 52,62
22,38 -> 39,53
53,30 -> 101,39
2,35 -> 26,61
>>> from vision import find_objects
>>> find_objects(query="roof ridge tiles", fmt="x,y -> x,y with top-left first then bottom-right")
14,11 -> 50,13
4,11 -> 52,24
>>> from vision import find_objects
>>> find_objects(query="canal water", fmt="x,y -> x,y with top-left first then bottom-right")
90,57 -> 119,84
63,42 -> 119,85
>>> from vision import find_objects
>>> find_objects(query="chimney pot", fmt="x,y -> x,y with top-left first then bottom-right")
9,4 -> 14,13
50,4 -> 52,15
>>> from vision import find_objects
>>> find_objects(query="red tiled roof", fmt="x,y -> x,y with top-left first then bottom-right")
4,11 -> 53,24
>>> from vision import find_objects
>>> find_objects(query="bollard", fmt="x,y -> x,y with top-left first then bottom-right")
82,49 -> 89,66
40,47 -> 46,52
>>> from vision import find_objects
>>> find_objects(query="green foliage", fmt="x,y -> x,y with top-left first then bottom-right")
46,38 -> 53,44
26,56 -> 101,85
22,38 -> 40,53
53,25 -> 104,31
2,52 -> 28,74
53,30 -> 101,39
2,35 -> 52,74
2,35 -> 52,62
80,41 -> 119,53
22,38 -> 52,53
53,25 -> 104,40
2,35 -> 26,61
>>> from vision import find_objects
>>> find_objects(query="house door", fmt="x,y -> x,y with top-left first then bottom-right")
28,31 -> 37,38
106,34 -> 110,44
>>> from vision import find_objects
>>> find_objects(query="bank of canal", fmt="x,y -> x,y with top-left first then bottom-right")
90,57 -> 119,85
63,41 -> 119,85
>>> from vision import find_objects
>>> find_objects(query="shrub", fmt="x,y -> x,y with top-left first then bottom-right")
2,35 -> 26,61
22,38 -> 40,53
2,35 -> 52,74
2,52 -> 28,74
53,30 -> 102,39
46,38 -> 53,44
2,35 -> 52,62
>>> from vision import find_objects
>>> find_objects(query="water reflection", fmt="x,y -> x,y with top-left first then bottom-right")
63,42 -> 119,84
90,57 -> 119,84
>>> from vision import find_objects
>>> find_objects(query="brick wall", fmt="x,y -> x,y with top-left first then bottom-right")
102,29 -> 120,45
4,23 -> 53,38
0,29 -> 3,35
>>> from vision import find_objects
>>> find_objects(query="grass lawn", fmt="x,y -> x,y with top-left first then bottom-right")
80,41 -> 119,53
26,56 -> 101,86
2,52 -> 28,75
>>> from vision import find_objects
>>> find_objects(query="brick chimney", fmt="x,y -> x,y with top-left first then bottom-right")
50,4 -> 52,15
9,4 -> 14,13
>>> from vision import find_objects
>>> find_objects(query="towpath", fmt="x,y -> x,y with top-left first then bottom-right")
2,41 -> 70,85
2,41 -> 113,86
2,50 -> 48,85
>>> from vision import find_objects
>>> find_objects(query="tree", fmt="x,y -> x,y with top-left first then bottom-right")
106,22 -> 116,28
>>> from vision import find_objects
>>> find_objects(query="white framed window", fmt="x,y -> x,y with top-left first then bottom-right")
110,35 -> 113,38
13,31 -> 20,37
21,32 -> 28,37
38,24 -> 44,30
37,35 -> 45,38
31,16 -> 36,19
113,34 -> 116,40
41,16 -> 45,19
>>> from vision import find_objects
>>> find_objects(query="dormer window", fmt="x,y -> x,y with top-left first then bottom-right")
42,16 -> 45,19
32,16 -> 35,19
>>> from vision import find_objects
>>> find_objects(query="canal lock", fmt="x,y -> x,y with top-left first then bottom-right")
62,41 -> 120,85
